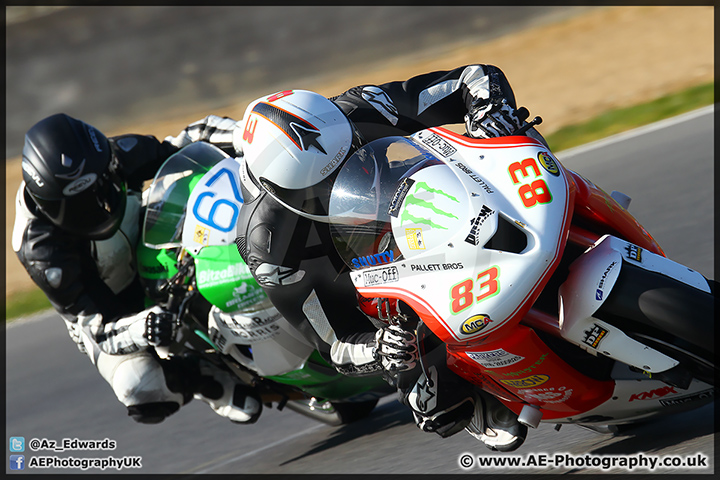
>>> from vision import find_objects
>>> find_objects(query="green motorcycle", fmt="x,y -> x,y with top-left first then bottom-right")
138,142 -> 392,425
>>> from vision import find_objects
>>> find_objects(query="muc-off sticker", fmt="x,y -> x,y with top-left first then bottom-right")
420,132 -> 457,157
363,266 -> 400,286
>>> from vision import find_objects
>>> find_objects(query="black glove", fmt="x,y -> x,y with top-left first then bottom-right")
465,99 -> 529,139
144,309 -> 178,347
374,324 -> 419,374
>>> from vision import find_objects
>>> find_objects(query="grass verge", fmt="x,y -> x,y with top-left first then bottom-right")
544,81 -> 714,152
4,81 -> 715,321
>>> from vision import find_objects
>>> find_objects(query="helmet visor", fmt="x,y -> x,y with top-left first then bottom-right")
30,169 -> 127,240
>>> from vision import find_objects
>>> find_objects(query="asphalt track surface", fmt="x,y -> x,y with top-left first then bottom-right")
6,5 -> 596,159
5,109 -> 714,475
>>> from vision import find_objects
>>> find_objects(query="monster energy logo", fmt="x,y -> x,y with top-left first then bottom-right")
399,181 -> 459,230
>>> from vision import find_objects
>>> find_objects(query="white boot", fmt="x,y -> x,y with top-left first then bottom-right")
465,392 -> 527,452
195,361 -> 262,424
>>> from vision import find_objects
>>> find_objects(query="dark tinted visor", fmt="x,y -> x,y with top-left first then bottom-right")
30,169 -> 127,240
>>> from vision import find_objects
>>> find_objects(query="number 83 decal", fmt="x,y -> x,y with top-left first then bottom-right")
450,266 -> 500,314
508,157 -> 553,208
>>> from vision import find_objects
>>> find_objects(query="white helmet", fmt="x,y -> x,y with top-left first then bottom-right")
235,90 -> 364,222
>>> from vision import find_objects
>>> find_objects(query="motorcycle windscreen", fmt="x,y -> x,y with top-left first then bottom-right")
328,136 -> 443,270
143,143 -> 228,249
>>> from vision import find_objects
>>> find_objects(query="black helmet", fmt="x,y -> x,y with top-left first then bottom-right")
21,113 -> 127,239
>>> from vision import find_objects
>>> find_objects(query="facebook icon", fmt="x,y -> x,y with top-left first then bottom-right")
9,455 -> 25,470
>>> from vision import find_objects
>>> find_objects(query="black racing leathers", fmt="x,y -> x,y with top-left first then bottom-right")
235,64 -> 521,375
14,134 -> 178,323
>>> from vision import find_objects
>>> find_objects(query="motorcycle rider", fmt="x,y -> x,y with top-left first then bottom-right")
172,64 -> 543,450
12,113 -> 262,424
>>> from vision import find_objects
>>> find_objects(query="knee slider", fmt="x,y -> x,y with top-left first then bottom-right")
127,401 -> 180,424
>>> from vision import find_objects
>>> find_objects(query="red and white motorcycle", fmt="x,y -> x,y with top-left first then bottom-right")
327,122 -> 715,446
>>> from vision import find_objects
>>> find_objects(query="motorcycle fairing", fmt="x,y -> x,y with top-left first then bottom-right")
558,234 -> 710,372
338,128 -> 574,345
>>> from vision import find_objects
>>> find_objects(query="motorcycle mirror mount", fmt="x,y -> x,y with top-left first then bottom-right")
515,115 -> 543,136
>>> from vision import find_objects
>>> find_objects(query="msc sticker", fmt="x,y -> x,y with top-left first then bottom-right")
582,324 -> 608,349
500,374 -> 550,389
538,152 -> 559,176
405,228 -> 425,250
460,314 -> 493,335
363,266 -> 400,287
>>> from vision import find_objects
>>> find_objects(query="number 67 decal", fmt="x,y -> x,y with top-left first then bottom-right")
193,167 -> 244,233
450,266 -> 500,314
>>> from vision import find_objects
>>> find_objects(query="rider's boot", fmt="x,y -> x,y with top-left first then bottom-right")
464,390 -> 528,452
163,354 -> 262,424
194,359 -> 263,424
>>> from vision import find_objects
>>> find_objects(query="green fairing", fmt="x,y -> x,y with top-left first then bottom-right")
137,242 -> 179,281
190,245 -> 267,313
265,351 -> 389,401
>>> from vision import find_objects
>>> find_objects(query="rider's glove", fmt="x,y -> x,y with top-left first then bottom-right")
373,324 -> 419,375
465,99 -> 529,139
144,308 -> 178,347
